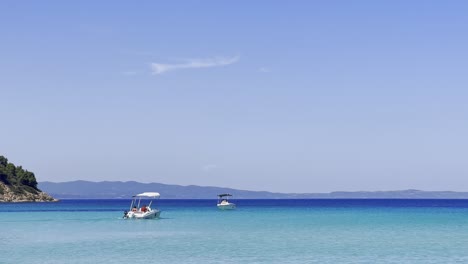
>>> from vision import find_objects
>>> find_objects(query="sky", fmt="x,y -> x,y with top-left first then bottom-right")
1,1 -> 468,193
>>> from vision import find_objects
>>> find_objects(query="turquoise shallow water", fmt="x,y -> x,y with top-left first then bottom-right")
2,199 -> 468,263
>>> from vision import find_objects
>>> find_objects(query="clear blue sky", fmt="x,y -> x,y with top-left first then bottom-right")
1,1 -> 468,192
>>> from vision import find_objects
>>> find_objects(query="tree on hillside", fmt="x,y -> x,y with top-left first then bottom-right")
0,156 -> 7,167
0,155 -> 39,189
20,171 -> 38,188
5,163 -> 16,177
0,166 -> 7,183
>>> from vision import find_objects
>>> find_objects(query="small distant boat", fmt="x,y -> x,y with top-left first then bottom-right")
123,192 -> 161,219
217,193 -> 236,210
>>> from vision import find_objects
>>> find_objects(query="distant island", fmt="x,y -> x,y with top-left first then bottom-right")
38,180 -> 468,199
0,156 -> 56,202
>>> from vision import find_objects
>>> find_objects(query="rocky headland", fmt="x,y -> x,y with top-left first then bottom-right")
0,155 -> 58,202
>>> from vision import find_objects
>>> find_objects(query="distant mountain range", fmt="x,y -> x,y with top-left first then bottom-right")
38,181 -> 468,199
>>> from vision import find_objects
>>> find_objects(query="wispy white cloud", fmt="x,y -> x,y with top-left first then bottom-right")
259,67 -> 270,73
151,55 -> 239,75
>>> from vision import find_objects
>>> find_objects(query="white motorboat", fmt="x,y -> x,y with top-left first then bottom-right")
123,192 -> 161,219
217,193 -> 236,210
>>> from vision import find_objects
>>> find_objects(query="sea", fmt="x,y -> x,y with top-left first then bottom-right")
2,199 -> 468,263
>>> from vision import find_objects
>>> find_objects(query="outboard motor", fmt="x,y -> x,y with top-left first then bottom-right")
123,210 -> 128,218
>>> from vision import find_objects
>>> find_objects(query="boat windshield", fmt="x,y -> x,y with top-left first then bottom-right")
217,194 -> 233,203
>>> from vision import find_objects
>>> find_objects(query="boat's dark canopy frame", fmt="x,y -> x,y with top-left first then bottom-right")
217,193 -> 232,197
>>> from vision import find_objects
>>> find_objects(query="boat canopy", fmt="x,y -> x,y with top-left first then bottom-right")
134,192 -> 160,198
218,193 -> 232,197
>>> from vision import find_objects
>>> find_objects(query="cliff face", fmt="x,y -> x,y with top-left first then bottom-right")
0,182 -> 57,202
0,155 -> 57,202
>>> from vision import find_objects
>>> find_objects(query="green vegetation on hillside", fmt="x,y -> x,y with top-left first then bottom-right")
0,156 -> 38,194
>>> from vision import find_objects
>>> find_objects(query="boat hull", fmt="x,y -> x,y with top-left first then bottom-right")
217,203 -> 236,210
125,210 -> 161,219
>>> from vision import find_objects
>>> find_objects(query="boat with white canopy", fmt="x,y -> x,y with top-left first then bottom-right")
217,193 -> 236,210
123,192 -> 161,219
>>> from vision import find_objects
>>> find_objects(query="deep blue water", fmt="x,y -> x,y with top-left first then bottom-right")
2,199 -> 468,263
3,199 -> 468,212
